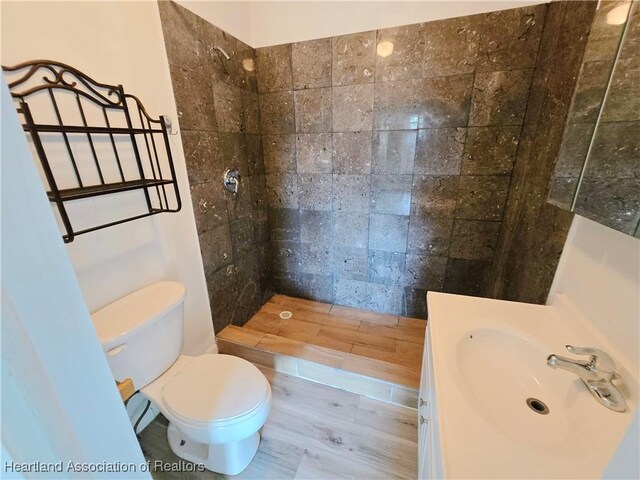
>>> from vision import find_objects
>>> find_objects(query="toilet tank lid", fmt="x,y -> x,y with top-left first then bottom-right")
91,281 -> 186,346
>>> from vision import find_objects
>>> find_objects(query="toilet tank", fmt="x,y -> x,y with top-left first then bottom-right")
91,281 -> 186,390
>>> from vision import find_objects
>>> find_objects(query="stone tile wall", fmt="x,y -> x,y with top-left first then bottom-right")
158,2 -> 271,332
487,1 -> 598,303
549,1 -> 640,236
257,4 -> 548,317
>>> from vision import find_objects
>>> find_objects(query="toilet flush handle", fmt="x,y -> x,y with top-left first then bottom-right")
107,344 -> 127,356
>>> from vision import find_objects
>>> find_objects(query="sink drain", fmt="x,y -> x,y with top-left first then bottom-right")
526,397 -> 549,415
279,310 -> 293,319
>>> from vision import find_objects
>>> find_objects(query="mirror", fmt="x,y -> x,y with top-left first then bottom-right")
548,0 -> 639,237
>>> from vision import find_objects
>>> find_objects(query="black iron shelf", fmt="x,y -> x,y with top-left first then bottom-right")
23,124 -> 165,135
2,60 -> 182,243
48,178 -> 175,202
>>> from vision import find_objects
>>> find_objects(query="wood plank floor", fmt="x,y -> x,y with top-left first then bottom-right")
139,365 -> 418,479
218,295 -> 426,389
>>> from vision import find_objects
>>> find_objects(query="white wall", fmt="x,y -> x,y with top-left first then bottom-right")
548,215 -> 640,376
1,79 -> 148,478
248,0 -> 547,47
177,0 -> 546,48
1,1 -> 215,355
177,0 -> 253,45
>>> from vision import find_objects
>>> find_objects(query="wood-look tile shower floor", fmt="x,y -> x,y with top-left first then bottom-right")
217,295 -> 426,407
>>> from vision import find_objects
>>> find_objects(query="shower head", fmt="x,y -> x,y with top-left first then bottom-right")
213,45 -> 231,60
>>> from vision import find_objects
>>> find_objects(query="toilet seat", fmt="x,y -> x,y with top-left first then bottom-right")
163,354 -> 269,425
143,354 -> 272,445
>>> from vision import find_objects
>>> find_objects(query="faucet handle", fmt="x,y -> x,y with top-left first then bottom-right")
565,345 -> 616,373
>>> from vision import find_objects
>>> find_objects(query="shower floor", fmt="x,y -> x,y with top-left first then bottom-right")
218,295 -> 426,398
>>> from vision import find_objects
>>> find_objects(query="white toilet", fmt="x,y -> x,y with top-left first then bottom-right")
91,281 -> 272,475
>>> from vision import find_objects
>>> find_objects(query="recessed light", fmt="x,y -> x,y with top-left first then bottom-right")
377,41 -> 394,58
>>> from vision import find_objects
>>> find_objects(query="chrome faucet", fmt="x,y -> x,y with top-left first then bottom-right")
547,345 -> 627,413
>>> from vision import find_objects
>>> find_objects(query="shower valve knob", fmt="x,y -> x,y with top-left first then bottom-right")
223,168 -> 241,194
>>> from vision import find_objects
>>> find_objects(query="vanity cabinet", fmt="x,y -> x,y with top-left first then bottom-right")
418,323 -> 443,479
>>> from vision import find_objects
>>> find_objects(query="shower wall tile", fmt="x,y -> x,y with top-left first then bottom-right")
476,4 -> 546,72
296,133 -> 332,172
298,174 -> 333,210
255,44 -> 293,92
370,175 -> 412,216
266,173 -> 299,208
376,23 -> 426,82
373,75 -> 473,130
332,212 -> 369,249
300,243 -> 332,275
334,278 -> 369,309
411,175 -> 459,218
237,38 -> 257,91
254,2 -> 549,316
443,258 -> 491,296
405,288 -> 428,318
212,80 -> 243,132
333,247 -> 369,281
332,31 -> 376,86
158,1 -> 207,71
449,220 -> 500,260
372,130 -> 417,174
300,210 -> 333,246
294,88 -> 332,133
373,79 -> 427,130
421,74 -> 474,128
368,250 -> 405,286
168,64 -> 216,131
423,15 -> 480,76
160,0 -> 276,328
332,132 -> 373,174
332,84 -> 374,131
263,135 -> 296,173
367,284 -> 405,314
407,215 -> 453,256
190,182 -> 228,233
245,134 -> 264,175
241,90 -> 261,134
181,130 -> 219,185
292,38 -> 332,90
332,174 -> 371,212
269,208 -> 300,242
414,128 -> 466,175
199,224 -> 233,275
271,240 -> 301,274
230,217 -> 257,258
455,175 -> 510,221
368,214 -> 410,253
403,254 -> 447,291
259,91 -> 295,134
469,69 -> 534,126
301,273 -> 335,304
487,0 -> 597,304
461,126 -> 521,176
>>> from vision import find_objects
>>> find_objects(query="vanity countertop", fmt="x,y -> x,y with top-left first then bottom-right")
426,292 -> 638,479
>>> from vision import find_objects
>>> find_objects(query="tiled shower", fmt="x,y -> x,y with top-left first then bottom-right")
159,1 -> 592,328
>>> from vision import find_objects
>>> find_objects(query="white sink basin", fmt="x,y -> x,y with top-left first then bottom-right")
456,327 -> 572,448
428,292 -> 638,479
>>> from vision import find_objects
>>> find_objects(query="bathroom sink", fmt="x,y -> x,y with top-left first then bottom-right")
427,293 -> 637,479
455,327 -> 575,448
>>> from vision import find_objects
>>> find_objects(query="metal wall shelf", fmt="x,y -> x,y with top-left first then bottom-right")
2,59 -> 182,243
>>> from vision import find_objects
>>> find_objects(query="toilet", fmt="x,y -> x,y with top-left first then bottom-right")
91,281 -> 272,475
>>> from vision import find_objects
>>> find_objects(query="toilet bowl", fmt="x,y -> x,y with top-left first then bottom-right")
91,281 -> 272,475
